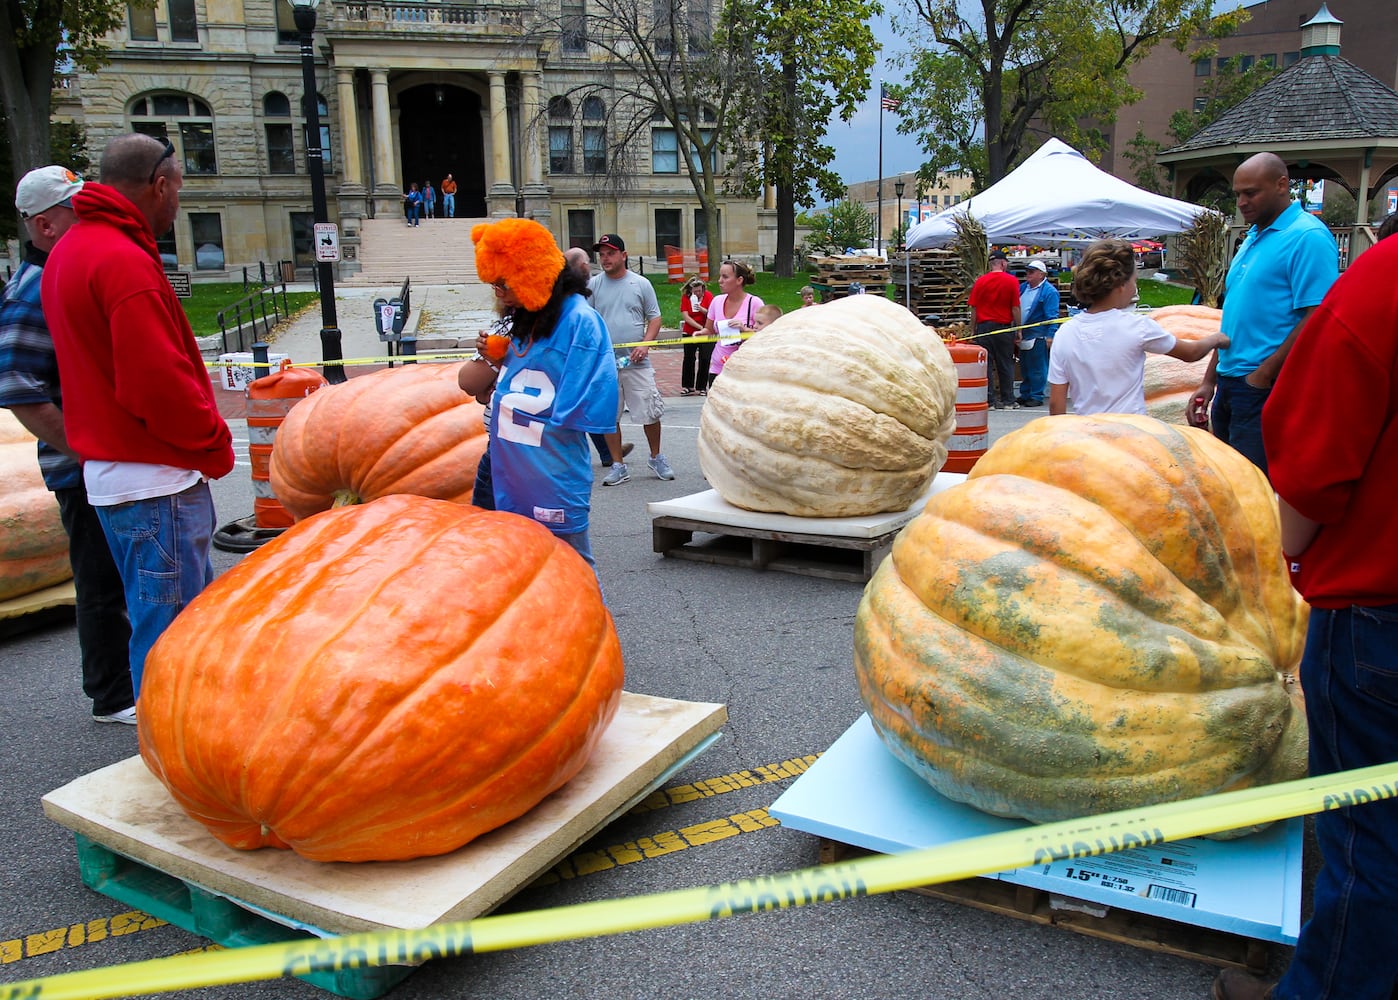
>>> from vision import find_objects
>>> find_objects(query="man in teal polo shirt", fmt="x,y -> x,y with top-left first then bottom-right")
1187,152 -> 1337,475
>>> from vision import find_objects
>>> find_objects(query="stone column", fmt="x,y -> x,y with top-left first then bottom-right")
519,71 -> 550,222
487,71 -> 517,217
333,66 -> 366,276
370,68 -> 400,216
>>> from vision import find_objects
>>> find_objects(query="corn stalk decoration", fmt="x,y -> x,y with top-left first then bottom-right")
1177,209 -> 1228,308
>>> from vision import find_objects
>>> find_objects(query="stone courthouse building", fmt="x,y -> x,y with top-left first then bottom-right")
54,0 -> 766,278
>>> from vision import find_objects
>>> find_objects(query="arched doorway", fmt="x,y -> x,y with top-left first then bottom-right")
398,83 -> 487,217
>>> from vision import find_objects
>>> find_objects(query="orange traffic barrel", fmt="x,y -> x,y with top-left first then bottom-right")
945,340 -> 989,473
247,361 -> 328,528
665,247 -> 684,283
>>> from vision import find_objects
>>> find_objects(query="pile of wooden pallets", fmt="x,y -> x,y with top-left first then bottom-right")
807,255 -> 891,302
890,249 -> 969,325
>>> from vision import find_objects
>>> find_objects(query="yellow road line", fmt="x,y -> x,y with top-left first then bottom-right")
628,756 -> 819,813
0,912 -> 167,965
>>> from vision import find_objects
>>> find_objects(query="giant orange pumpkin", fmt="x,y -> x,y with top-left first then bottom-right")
269,363 -> 487,521
0,422 -> 71,601
1143,305 -> 1223,425
137,494 -> 624,862
855,415 -> 1308,826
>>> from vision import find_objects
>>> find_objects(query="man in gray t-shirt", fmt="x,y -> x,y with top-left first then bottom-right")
588,234 -> 675,484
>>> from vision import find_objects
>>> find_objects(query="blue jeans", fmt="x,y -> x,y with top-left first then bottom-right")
1276,604 -> 1398,1000
472,446 -> 495,510
1016,338 -> 1049,403
1211,375 -> 1270,476
95,481 -> 216,699
443,193 -> 455,218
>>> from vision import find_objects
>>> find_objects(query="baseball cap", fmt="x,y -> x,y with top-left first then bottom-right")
988,250 -> 1008,261
1026,259 -> 1048,273
16,165 -> 84,220
593,233 -> 626,252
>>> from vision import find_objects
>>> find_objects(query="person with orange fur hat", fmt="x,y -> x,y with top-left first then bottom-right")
458,219 -> 618,570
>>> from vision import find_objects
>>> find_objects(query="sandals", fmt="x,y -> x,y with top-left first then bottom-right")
679,388 -> 697,396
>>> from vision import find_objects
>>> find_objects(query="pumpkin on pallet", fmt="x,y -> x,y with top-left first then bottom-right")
1144,305 -> 1223,425
855,415 -> 1308,830
137,494 -> 624,863
0,412 -> 71,602
269,362 -> 487,521
697,295 -> 958,518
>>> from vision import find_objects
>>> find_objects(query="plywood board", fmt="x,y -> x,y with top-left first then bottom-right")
43,692 -> 727,935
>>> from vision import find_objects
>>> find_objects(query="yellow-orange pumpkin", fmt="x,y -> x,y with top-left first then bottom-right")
137,494 -> 624,862
855,414 -> 1308,825
0,435 -> 71,602
269,363 -> 487,520
1144,305 -> 1223,425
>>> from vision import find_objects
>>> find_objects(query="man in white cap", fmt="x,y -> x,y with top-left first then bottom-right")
1015,259 -> 1060,407
0,166 -> 136,724
42,134 -> 235,705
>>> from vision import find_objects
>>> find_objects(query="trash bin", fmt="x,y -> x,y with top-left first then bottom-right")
280,260 -> 296,283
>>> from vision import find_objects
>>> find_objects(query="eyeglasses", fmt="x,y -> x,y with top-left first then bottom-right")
148,139 -> 176,185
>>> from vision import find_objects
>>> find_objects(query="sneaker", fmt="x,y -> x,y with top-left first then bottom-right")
1007,401 -> 1022,409
648,454 -> 676,481
602,462 -> 630,486
992,402 -> 1005,410
94,706 -> 137,725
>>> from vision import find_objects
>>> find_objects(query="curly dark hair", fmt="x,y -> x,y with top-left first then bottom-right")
1071,239 -> 1136,306
508,262 -> 590,344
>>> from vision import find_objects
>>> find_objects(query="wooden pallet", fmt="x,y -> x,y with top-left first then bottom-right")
0,580 -> 76,638
43,693 -> 728,998
652,515 -> 896,583
820,838 -> 1271,973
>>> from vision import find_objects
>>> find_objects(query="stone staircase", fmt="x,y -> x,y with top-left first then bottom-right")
343,216 -> 485,286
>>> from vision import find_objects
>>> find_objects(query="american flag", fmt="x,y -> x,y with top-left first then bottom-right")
880,85 -> 901,111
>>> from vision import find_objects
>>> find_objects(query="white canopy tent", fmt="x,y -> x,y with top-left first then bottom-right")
906,138 -> 1211,249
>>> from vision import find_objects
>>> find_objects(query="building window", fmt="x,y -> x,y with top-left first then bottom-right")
276,0 -> 299,44
264,91 -> 291,117
130,92 -> 217,175
1215,57 -> 1229,74
1193,97 -> 1208,112
1259,53 -> 1276,69
1193,57 -> 1210,77
1238,54 -> 1254,71
155,225 -> 178,269
583,126 -> 606,174
267,124 -> 295,174
168,0 -> 198,41
291,212 -> 316,268
300,93 -> 333,171
655,208 -> 681,259
688,0 -> 711,52
652,128 -> 678,173
190,213 -> 225,270
548,97 -> 573,174
688,129 -> 716,173
567,210 -> 595,252
582,96 -> 605,121
562,0 -> 586,52
128,2 -> 157,40
1283,51 -> 1300,67
694,207 -> 718,250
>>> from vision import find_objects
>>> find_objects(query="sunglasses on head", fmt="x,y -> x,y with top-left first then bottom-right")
149,138 -> 176,184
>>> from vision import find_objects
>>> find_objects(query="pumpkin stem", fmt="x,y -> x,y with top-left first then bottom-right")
331,490 -> 362,508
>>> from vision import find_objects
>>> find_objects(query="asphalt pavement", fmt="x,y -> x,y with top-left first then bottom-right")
0,303 -> 1279,1000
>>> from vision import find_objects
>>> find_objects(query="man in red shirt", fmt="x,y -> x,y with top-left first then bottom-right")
968,250 -> 1022,408
42,133 -> 234,703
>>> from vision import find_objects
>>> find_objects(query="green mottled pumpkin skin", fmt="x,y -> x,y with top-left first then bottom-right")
854,414 -> 1309,825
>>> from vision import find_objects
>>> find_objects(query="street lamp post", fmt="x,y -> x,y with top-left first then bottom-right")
894,179 -> 909,310
289,0 -> 345,383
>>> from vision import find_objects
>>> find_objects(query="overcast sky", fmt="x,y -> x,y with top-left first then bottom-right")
828,0 -> 1257,195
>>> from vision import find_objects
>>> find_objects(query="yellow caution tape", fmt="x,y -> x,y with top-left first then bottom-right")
5,760 -> 1398,1000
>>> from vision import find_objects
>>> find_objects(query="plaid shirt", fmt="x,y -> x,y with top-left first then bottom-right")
0,243 -> 81,490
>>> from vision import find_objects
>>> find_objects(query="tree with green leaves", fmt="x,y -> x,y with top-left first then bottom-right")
0,0 -> 128,175
889,0 -> 1247,191
802,199 -> 873,256
724,0 -> 880,276
531,0 -> 749,265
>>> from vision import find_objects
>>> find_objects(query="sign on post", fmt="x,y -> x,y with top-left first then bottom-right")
314,222 -> 341,263
166,270 -> 193,298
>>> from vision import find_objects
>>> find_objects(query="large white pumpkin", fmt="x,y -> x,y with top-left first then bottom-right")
698,295 -> 957,517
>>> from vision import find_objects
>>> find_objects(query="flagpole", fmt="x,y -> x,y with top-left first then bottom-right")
877,82 -> 884,256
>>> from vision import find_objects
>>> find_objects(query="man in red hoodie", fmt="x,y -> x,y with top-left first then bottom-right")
42,133 -> 235,703
1213,232 -> 1398,1000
